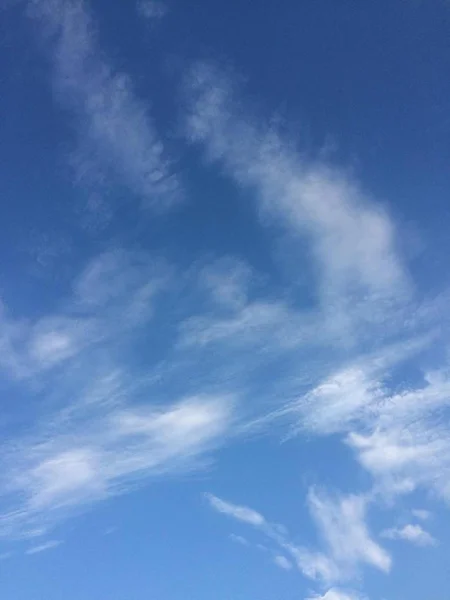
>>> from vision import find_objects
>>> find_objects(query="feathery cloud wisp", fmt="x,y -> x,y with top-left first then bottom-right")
183,62 -> 409,344
136,0 -> 168,20
273,554 -> 293,570
25,539 -> 62,555
206,490 -> 388,585
381,524 -> 437,546
205,494 -> 266,527
27,0 -> 180,212
306,589 -> 367,600
0,251 -> 235,538
307,489 -> 391,577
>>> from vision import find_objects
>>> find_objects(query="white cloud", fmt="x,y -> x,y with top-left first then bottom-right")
288,339 -> 450,503
136,0 -> 168,20
183,63 -> 409,341
284,544 -> 341,583
0,251 -> 236,539
28,316 -> 99,368
229,534 -> 249,546
199,258 -> 252,311
0,250 -> 168,380
273,554 -> 293,570
307,489 -> 391,578
205,494 -> 265,526
180,300 -> 298,348
205,490 -> 388,585
306,589 -> 367,600
411,509 -> 431,521
25,540 -> 62,555
27,0 -> 180,212
381,524 -> 436,547
295,366 -> 384,435
0,395 -> 232,537
27,448 -> 103,511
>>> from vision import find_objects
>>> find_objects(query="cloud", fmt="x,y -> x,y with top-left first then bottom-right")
0,395 -> 232,537
0,250 -> 168,380
0,250 -> 170,379
381,524 -> 436,547
183,63 -> 409,342
229,534 -> 249,546
199,258 -> 252,311
205,490 -> 388,585
287,339 -> 450,503
205,494 -> 265,527
181,65 -> 450,523
293,366 -> 384,436
273,554 -> 293,570
136,0 -> 168,20
307,489 -> 391,577
25,539 -> 62,555
306,589 -> 367,600
345,374 -> 450,502
0,251 -> 236,538
411,509 -> 431,521
26,0 -> 180,213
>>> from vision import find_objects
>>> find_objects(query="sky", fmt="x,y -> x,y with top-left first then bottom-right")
0,1 -> 450,599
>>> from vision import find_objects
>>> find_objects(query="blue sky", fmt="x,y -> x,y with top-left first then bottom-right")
1,1 -> 450,599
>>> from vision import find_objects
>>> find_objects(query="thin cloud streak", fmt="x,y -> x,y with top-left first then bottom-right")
183,62 -> 410,344
25,539 -> 62,555
381,524 -> 437,547
0,251 -> 236,539
26,0 -> 181,212
205,490 -> 388,585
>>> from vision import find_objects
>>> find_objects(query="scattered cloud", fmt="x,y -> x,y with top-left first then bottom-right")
411,509 -> 432,521
381,524 -> 437,547
183,62 -> 409,343
0,252 -> 236,538
25,539 -> 62,555
0,395 -> 233,537
287,341 -> 450,504
306,589 -> 367,600
26,0 -> 180,214
205,494 -> 265,527
229,533 -> 249,546
136,0 -> 168,20
205,490 -> 388,585
307,489 -> 391,578
0,250 -> 168,380
274,554 -> 293,570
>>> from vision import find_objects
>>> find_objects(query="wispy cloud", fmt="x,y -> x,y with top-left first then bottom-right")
229,533 -> 249,546
136,0 -> 168,20
1,394 -> 233,537
25,539 -> 62,555
26,0 -> 180,214
0,251 -> 235,538
411,509 -> 432,521
183,62 -> 409,343
205,494 -> 265,526
306,589 -> 367,600
273,554 -> 293,570
0,250 -> 168,380
381,524 -> 437,547
205,490 -> 388,585
286,340 -> 450,504
307,489 -> 391,577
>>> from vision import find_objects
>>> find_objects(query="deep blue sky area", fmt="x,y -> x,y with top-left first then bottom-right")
1,2 -> 450,600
